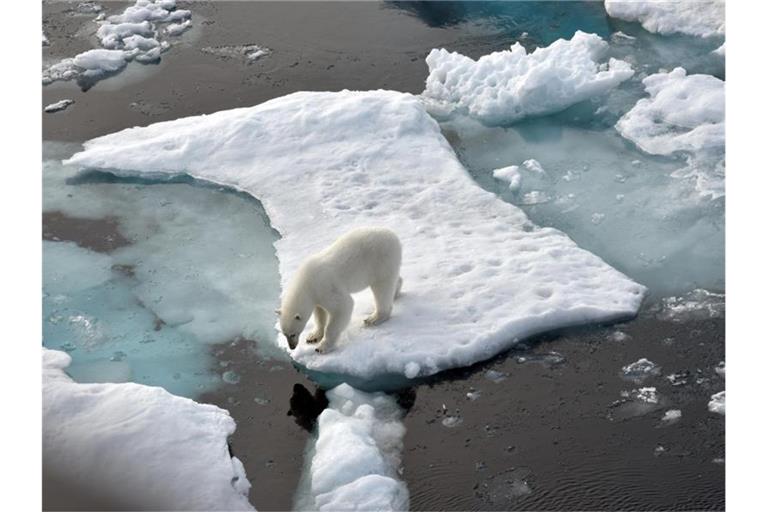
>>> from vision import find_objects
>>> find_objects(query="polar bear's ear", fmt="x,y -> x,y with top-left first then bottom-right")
274,309 -> 281,316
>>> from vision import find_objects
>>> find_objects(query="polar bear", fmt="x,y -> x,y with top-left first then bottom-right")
278,227 -> 403,353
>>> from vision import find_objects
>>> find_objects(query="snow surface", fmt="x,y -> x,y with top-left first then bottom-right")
605,1 -> 725,38
66,90 -> 645,381
43,348 -> 254,511
422,31 -> 634,125
294,384 -> 408,511
708,390 -> 725,415
44,99 -> 74,113
43,0 -> 191,87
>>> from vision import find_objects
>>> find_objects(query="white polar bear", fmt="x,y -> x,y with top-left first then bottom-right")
278,227 -> 403,353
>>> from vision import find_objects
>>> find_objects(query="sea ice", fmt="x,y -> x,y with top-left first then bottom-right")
43,349 -> 254,511
422,31 -> 633,125
44,99 -> 75,113
604,1 -> 725,38
616,68 -> 725,199
708,390 -> 725,415
621,357 -> 660,383
66,90 -> 645,382
294,384 -> 408,511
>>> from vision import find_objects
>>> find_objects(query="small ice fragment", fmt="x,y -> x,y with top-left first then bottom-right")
466,390 -> 481,401
253,397 -> 270,405
665,371 -> 689,386
708,391 -> 725,415
523,159 -> 546,174
621,358 -> 660,382
442,415 -> 463,428
492,165 -> 522,191
715,361 -> 725,377
654,445 -> 666,456
615,194 -> 625,202
222,370 -> 240,385
661,409 -> 681,424
591,213 -> 606,225
44,99 -> 75,113
166,19 -> 192,36
712,457 -> 725,464
60,342 -> 77,352
635,387 -> 658,404
485,369 -> 507,383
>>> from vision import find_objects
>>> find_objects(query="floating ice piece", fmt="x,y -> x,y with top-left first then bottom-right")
422,31 -> 633,125
43,349 -> 254,510
166,19 -> 192,36
295,384 -> 408,511
609,386 -> 664,421
492,165 -> 522,191
635,386 -> 659,404
715,361 -> 725,378
621,357 -> 660,383
656,288 -> 725,323
66,90 -> 645,381
523,159 -> 546,174
708,390 -> 725,415
616,68 -> 725,199
44,99 -> 74,113
660,409 -> 682,424
604,0 -> 725,38
42,31 -> 49,46
201,44 -> 272,62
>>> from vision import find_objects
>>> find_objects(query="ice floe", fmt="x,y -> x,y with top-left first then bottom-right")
294,384 -> 408,511
708,390 -> 725,415
44,99 -> 74,113
66,90 -> 645,382
43,0 -> 192,88
604,1 -> 725,38
616,67 -> 724,199
621,357 -> 660,383
43,348 -> 254,511
422,31 -> 633,125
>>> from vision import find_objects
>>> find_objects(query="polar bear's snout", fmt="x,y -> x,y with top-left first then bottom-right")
285,332 -> 298,349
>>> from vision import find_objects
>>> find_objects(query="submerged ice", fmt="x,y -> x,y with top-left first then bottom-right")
66,90 -> 645,382
43,143 -> 283,397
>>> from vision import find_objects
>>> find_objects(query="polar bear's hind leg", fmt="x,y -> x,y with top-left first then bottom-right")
365,276 -> 400,326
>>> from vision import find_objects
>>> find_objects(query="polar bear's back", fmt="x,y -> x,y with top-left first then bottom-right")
316,227 -> 401,293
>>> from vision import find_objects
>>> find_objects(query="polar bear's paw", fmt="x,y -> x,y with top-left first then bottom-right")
364,312 -> 389,326
306,333 -> 323,344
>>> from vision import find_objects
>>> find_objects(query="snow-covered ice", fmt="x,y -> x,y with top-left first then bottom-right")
44,99 -> 74,113
605,1 -> 725,38
422,31 -> 633,125
708,390 -> 725,415
616,67 -> 725,199
43,0 -> 192,88
43,348 -> 254,511
66,90 -> 645,382
294,384 -> 408,511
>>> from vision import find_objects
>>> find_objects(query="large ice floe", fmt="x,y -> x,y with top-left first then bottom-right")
616,67 -> 725,199
604,1 -> 725,38
422,31 -> 634,125
43,348 -> 254,511
294,384 -> 408,511
42,0 -> 191,88
66,90 -> 645,383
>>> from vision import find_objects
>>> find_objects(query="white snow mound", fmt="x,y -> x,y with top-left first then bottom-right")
43,348 -> 254,511
422,31 -> 633,125
66,90 -> 645,380
299,384 -> 408,511
616,67 -> 725,199
605,0 -> 725,38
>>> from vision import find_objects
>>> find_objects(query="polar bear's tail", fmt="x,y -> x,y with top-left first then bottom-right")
394,276 -> 403,299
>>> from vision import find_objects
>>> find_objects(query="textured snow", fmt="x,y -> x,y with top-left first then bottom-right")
708,390 -> 725,415
616,68 -> 724,199
43,348 -> 254,511
422,31 -> 634,125
66,90 -> 645,381
44,99 -> 74,113
295,384 -> 408,511
605,1 -> 725,38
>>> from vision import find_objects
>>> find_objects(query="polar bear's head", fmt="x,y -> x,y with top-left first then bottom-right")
278,288 -> 313,349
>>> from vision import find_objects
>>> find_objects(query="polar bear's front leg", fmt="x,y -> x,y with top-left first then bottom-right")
306,307 -> 327,345
364,276 -> 400,326
316,295 -> 353,353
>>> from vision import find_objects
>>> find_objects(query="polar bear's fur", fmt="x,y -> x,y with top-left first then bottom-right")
279,227 -> 403,353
